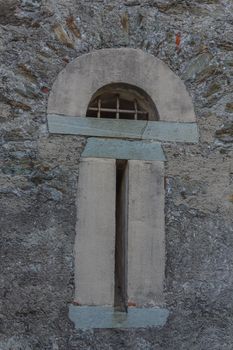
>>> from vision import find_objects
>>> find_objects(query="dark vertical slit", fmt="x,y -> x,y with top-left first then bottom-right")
114,159 -> 128,312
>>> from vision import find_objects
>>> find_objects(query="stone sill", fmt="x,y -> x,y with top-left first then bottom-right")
69,305 -> 169,329
48,115 -> 199,143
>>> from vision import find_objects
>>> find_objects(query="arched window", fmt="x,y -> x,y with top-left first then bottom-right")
47,48 -> 198,329
86,83 -> 159,121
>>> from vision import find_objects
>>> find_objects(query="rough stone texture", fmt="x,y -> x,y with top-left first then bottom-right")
0,0 -> 233,349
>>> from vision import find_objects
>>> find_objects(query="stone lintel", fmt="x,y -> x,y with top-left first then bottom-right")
47,115 -> 199,143
48,115 -> 145,140
69,305 -> 169,329
82,138 -> 166,162
143,120 -> 199,143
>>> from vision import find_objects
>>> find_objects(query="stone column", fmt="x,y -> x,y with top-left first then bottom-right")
127,160 -> 165,307
74,157 -> 116,306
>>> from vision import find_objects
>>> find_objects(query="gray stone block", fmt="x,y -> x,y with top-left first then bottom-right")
143,121 -> 199,143
48,115 -> 198,143
82,138 -> 166,161
69,305 -> 169,329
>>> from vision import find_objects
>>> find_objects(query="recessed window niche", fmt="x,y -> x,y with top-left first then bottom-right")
47,48 -> 198,329
86,83 -> 159,121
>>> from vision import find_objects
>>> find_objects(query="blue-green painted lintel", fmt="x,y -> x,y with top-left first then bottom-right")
48,115 -> 199,143
82,138 -> 166,161
69,305 -> 169,329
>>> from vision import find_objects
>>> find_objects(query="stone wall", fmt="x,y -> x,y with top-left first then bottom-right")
1,0 -> 233,349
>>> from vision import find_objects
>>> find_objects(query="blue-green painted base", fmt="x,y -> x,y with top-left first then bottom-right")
69,305 -> 169,329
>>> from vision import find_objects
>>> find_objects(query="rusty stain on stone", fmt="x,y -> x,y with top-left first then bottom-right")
225,103 -> 233,113
66,16 -> 81,38
8,100 -> 31,111
128,300 -> 137,307
17,64 -> 37,83
121,13 -> 129,33
52,23 -> 74,48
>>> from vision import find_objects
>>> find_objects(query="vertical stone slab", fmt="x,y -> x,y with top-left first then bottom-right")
74,158 -> 116,306
127,160 -> 165,306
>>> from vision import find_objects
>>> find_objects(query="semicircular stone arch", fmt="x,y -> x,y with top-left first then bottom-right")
48,48 -> 195,123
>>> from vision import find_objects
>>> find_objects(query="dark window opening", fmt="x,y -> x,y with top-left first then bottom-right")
86,83 -> 159,121
115,160 -> 128,312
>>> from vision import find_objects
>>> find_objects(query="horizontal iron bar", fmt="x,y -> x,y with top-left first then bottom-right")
88,107 -> 148,115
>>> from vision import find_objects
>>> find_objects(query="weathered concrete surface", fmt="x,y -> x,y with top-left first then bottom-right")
75,158 -> 116,306
127,160 -> 165,307
1,0 -> 233,349
48,48 -> 196,122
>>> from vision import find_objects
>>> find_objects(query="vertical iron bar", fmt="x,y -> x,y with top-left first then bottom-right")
97,98 -> 101,118
116,95 -> 120,119
134,100 -> 137,120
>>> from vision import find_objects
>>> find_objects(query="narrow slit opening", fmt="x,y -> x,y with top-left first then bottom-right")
114,160 -> 128,312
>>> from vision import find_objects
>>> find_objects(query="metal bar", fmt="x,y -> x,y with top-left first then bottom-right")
116,95 -> 120,119
88,107 -> 147,115
134,100 -> 137,120
97,98 -> 101,118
